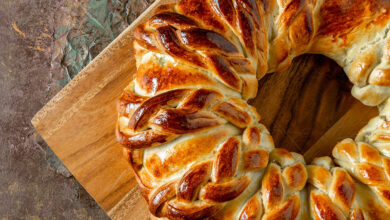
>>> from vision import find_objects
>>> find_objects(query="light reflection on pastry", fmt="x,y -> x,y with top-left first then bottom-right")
117,0 -> 390,219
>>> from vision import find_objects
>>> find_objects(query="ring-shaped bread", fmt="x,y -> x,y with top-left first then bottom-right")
116,0 -> 390,219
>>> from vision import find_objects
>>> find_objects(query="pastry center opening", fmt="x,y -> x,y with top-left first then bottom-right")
249,54 -> 377,160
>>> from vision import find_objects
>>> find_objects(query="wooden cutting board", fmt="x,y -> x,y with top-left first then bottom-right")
31,0 -> 378,219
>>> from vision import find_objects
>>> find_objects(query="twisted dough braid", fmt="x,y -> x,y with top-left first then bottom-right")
237,149 -> 309,220
305,100 -> 390,219
332,139 -> 390,212
308,156 -> 390,220
116,0 -> 390,219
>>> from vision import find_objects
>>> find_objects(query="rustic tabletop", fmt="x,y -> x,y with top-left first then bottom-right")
0,0 -> 153,218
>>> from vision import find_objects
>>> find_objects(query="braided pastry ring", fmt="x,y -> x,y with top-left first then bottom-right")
116,0 -> 390,219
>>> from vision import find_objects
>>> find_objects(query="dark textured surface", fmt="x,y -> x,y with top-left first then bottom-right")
0,0 -> 151,218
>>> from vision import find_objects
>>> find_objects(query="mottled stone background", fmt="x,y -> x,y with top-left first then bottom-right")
0,0 -> 152,218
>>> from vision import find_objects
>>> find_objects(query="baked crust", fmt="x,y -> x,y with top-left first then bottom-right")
117,0 -> 390,219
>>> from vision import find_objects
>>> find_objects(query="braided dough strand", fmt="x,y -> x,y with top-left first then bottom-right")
116,0 -> 390,219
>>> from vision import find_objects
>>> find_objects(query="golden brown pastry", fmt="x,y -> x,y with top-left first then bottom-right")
308,156 -> 390,220
332,139 -> 390,212
356,98 -> 390,156
116,0 -> 390,218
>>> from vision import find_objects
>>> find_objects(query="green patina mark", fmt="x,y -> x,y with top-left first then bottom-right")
54,26 -> 72,40
86,0 -> 115,40
53,0 -> 119,81
52,0 -> 153,86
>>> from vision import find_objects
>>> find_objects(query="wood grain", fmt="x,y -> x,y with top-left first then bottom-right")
251,55 -> 376,154
303,101 -> 378,162
31,1 -> 378,219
